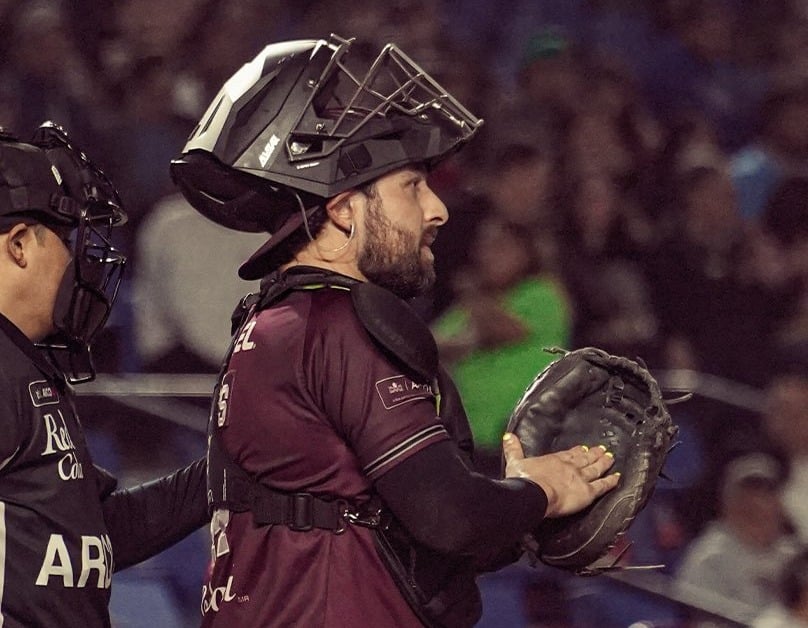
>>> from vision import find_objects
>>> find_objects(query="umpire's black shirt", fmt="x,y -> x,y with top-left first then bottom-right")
0,312 -> 114,625
0,313 -> 209,627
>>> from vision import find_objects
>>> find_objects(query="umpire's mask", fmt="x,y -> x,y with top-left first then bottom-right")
37,122 -> 127,383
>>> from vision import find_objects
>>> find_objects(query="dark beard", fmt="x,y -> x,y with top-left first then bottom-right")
358,197 -> 436,300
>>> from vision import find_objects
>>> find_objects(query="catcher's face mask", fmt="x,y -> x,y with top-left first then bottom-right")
32,122 -> 127,383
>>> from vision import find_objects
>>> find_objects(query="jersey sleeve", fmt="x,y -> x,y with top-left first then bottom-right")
304,291 -> 450,480
101,457 -> 207,570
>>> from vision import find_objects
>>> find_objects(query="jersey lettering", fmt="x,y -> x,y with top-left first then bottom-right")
201,575 -> 237,614
57,451 -> 84,480
216,383 -> 230,428
77,535 -> 114,588
36,534 -> 72,587
233,320 -> 257,353
36,533 -> 113,588
41,410 -> 84,481
41,410 -> 75,455
211,508 -> 231,558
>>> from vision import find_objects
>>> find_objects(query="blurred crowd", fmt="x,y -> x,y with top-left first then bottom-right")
3,0 -> 808,626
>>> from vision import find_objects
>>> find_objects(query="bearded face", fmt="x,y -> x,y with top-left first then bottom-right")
358,193 -> 437,300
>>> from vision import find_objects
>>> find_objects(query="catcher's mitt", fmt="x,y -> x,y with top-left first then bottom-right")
505,346 -> 678,575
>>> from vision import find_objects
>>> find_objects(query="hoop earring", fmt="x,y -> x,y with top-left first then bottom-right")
320,223 -> 355,254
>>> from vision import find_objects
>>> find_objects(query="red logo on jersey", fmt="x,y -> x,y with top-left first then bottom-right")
375,375 -> 433,409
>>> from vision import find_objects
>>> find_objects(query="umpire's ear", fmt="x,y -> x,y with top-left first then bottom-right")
4,222 -> 34,268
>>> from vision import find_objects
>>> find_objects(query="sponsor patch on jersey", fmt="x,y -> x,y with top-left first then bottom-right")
375,375 -> 433,409
29,380 -> 59,407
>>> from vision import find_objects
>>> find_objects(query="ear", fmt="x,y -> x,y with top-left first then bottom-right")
325,190 -> 357,232
5,223 -> 31,268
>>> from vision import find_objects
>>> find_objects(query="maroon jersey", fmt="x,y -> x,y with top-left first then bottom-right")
202,286 -> 450,627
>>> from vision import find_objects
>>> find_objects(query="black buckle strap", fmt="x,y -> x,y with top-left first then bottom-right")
289,493 -> 314,531
248,486 -> 372,534
344,502 -> 384,529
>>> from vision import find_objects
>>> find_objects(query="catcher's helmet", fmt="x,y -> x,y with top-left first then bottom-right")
170,34 -> 482,279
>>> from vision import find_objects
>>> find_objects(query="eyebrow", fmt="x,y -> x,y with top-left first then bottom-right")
392,163 -> 427,177
399,167 -> 427,183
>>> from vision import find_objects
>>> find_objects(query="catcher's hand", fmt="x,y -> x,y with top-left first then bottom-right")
503,438 -> 620,517
504,346 -> 678,575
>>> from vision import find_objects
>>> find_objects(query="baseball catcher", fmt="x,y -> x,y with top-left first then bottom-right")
505,346 -> 679,575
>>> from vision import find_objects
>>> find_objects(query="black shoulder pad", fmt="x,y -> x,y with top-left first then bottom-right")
351,282 -> 438,382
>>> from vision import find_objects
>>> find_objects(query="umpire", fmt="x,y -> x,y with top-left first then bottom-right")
0,123 -> 208,627
171,35 -> 619,627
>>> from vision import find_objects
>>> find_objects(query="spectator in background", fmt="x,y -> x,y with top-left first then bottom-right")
645,109 -> 726,223
555,170 -> 659,361
760,176 -> 808,363
104,57 -> 194,235
430,143 -> 567,466
500,28 -> 585,151
432,214 -> 570,476
559,53 -> 663,193
476,142 -> 562,272
761,368 -> 808,545
647,163 -> 793,387
675,452 -> 800,626
132,193 -> 266,373
642,0 -> 768,152
730,80 -> 808,222
753,549 -> 808,628
1,1 -> 110,143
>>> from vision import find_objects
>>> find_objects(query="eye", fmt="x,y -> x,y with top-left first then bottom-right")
407,175 -> 425,192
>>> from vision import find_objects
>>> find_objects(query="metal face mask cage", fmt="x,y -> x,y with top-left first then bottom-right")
31,122 -> 127,384
283,34 -> 482,165
44,210 -> 126,384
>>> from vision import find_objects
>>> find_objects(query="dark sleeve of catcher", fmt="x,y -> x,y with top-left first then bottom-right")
375,440 -> 547,566
95,458 -> 208,571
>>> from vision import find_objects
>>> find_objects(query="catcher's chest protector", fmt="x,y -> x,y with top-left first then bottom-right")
207,268 -> 479,627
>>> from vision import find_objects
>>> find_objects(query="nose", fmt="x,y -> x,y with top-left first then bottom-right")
423,184 -> 448,225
